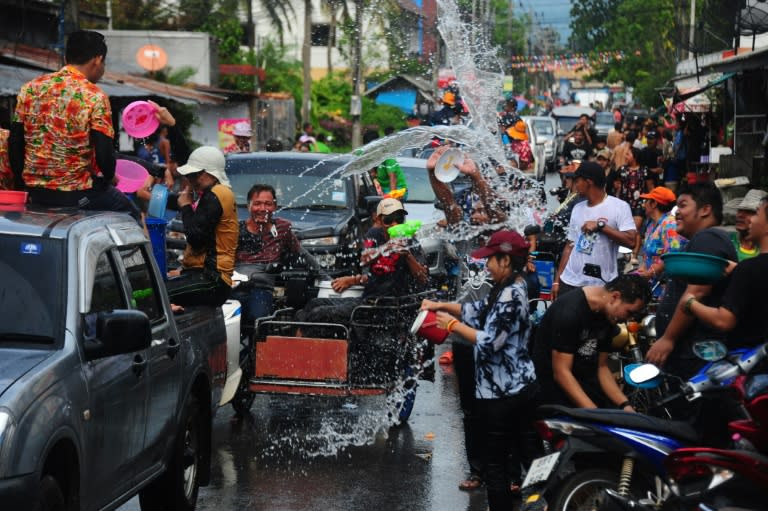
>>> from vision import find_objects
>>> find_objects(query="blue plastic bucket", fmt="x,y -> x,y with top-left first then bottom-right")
147,184 -> 169,218
145,217 -> 168,278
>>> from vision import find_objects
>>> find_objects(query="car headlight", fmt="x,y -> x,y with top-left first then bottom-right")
0,409 -> 16,476
301,236 -> 340,247
313,254 -> 337,268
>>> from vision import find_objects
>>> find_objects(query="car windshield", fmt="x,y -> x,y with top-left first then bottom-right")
399,162 -> 436,202
0,235 -> 63,343
558,117 -> 579,133
596,112 -> 614,124
227,156 -> 351,210
532,120 -> 554,137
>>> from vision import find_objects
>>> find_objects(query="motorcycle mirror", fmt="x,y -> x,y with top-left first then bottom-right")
626,363 -> 661,387
692,340 -> 728,362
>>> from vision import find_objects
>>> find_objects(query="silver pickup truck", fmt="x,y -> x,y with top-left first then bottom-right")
0,208 -> 233,511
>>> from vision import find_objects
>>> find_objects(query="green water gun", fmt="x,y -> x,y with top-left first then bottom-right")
387,219 -> 422,239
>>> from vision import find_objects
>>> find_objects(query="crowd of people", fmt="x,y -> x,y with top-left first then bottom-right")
4,28 -> 768,511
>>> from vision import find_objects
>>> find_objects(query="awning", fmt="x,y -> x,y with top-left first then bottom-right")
671,72 -> 734,112
0,63 -> 152,98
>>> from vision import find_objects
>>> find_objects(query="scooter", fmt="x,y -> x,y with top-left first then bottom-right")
522,341 -> 768,511
601,373 -> 768,511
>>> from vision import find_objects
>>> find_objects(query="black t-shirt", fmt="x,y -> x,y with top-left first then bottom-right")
363,227 -> 426,298
656,227 -> 738,375
562,141 -> 591,163
533,289 -> 617,406
638,146 -> 662,186
722,253 -> 768,347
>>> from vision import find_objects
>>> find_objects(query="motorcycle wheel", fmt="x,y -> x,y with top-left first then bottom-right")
231,357 -> 255,416
550,468 -> 620,511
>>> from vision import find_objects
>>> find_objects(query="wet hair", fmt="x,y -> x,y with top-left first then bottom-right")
605,274 -> 651,305
362,129 -> 379,144
265,138 -> 284,152
247,184 -> 277,201
678,182 -> 724,224
477,253 -> 527,327
65,30 -> 107,65
625,130 -> 638,144
614,122 -> 622,131
656,200 -> 675,213
629,146 -> 641,163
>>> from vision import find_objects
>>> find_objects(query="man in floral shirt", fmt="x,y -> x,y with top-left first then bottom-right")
9,30 -> 139,220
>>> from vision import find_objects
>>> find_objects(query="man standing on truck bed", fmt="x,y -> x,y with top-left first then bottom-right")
167,146 -> 238,308
8,30 -> 140,221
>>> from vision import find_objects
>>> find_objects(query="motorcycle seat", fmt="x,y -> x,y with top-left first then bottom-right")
537,405 -> 700,444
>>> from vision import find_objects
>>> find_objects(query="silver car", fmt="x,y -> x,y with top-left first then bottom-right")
523,116 -> 558,175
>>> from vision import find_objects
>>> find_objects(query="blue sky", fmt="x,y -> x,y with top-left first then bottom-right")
517,0 -> 572,47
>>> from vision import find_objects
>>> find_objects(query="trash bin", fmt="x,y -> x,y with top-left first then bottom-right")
145,217 -> 168,278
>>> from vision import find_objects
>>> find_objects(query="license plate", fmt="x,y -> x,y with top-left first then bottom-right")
522,452 -> 560,488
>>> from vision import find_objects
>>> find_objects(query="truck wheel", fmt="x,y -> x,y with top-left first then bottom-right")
139,396 -> 202,511
37,475 -> 66,511
231,362 -> 255,416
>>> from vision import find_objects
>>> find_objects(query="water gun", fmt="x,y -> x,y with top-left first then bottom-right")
387,219 -> 422,239
384,188 -> 407,200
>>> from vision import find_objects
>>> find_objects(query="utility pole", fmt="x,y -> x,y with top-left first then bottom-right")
350,0 -> 364,148
688,0 -> 696,59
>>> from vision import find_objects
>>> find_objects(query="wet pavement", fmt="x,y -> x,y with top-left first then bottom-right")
119,172 -> 563,511
119,343 -> 492,511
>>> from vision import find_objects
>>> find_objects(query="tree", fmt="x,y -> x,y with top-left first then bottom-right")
569,0 -> 677,107
302,0 -> 313,125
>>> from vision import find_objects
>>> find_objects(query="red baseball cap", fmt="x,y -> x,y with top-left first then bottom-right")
470,230 -> 530,259
639,186 -> 676,205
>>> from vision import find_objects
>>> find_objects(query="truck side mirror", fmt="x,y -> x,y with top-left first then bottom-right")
84,310 -> 151,360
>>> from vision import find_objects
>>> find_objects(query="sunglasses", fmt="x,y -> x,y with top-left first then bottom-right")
381,211 -> 405,225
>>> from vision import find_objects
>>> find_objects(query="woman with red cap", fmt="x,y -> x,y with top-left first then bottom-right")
421,230 -> 538,510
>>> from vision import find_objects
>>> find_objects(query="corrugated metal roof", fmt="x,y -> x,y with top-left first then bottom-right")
0,43 -> 226,104
0,63 -> 154,98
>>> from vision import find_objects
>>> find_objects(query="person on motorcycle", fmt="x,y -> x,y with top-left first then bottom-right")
295,198 -> 428,327
532,273 -> 651,410
233,184 -> 301,333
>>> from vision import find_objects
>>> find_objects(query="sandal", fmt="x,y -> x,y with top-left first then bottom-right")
458,474 -> 483,491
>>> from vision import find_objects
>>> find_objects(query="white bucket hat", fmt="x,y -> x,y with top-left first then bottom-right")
177,146 -> 231,188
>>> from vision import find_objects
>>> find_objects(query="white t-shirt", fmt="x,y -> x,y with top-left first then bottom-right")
561,195 -> 635,287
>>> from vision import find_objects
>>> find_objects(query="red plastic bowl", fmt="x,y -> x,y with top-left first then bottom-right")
0,190 -> 28,205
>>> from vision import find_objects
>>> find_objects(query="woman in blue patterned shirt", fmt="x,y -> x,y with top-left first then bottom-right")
421,229 -> 538,510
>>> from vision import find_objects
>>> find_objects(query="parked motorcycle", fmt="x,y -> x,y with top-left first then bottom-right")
601,373 -> 768,511
522,341 -> 768,511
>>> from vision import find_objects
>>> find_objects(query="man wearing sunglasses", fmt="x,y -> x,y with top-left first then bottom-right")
296,198 -> 428,327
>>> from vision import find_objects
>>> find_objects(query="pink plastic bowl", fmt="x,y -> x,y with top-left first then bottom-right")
115,159 -> 149,193
122,101 -> 159,138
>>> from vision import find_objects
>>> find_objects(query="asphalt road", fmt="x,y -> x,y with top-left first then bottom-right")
120,170 -> 563,511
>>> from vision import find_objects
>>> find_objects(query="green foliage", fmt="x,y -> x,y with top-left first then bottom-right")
255,39 -> 304,121
569,0 -> 676,107
309,72 -> 407,149
147,66 -> 197,86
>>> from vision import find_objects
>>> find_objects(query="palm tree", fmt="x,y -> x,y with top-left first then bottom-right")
321,0 -> 351,75
302,0 -> 313,125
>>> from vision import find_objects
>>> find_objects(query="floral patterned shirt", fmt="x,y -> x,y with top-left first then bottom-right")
642,211 -> 687,271
13,66 -> 114,191
461,279 -> 536,399
617,165 -> 648,212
